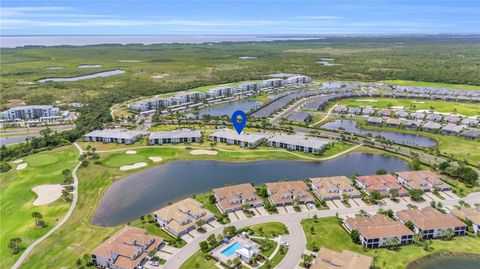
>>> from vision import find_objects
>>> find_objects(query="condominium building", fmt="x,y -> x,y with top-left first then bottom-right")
355,174 -> 408,198
286,75 -> 312,84
212,183 -> 263,213
395,170 -> 450,192
84,129 -> 145,144
207,87 -> 235,98
267,134 -> 330,154
344,214 -> 414,248
209,129 -> 267,148
153,198 -> 214,237
90,226 -> 164,269
129,91 -> 206,112
1,105 -> 60,120
310,176 -> 360,200
262,78 -> 285,88
149,129 -> 202,144
265,181 -> 314,206
451,207 -> 480,234
395,207 -> 466,239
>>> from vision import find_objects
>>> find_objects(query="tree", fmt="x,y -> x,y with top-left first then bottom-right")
410,156 -> 422,170
386,237 -> 400,250
148,249 -> 156,259
223,226 -> 237,237
0,162 -> 12,173
350,229 -> 361,244
62,188 -> 71,202
369,190 -> 382,202
413,232 -> 423,244
405,220 -> 415,231
32,211 -> 43,226
8,238 -> 22,254
409,189 -> 424,201
302,254 -> 314,267
207,234 -> 217,245
199,241 -> 209,252
389,188 -> 399,201
195,219 -> 206,231
376,169 -> 387,175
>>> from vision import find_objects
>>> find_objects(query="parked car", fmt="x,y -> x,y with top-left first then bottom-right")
250,210 -> 256,216
149,260 -> 160,266
281,241 -> 289,247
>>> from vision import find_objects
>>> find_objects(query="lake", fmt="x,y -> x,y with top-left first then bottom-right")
195,100 -> 262,118
37,69 -> 125,83
0,135 -> 40,146
321,120 -> 437,148
91,153 -> 410,226
407,253 -> 480,269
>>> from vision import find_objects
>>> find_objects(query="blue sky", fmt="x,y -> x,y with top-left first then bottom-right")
1,0 -> 479,35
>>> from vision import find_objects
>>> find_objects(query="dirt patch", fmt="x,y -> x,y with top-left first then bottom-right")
31,184 -> 63,206
190,150 -> 218,155
119,162 -> 147,171
148,157 -> 163,162
16,163 -> 28,170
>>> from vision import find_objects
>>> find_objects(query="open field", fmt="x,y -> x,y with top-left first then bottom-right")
179,251 -> 218,269
336,98 -> 480,116
2,37 -> 479,111
0,146 -> 78,268
380,80 -> 480,91
302,217 -> 480,269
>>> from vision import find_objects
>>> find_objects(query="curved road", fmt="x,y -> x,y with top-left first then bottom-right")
164,191 -> 480,269
11,143 -> 83,269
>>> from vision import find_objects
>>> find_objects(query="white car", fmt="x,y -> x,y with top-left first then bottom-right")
280,241 -> 289,247
149,261 -> 160,266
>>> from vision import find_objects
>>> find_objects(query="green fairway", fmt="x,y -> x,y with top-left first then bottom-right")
380,80 -> 480,91
102,153 -> 148,168
24,153 -> 60,167
0,146 -> 78,269
302,217 -> 480,269
336,98 -> 480,116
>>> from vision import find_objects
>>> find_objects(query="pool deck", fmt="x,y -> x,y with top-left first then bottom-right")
210,234 -> 260,264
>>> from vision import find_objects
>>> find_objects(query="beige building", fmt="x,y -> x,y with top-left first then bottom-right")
395,170 -> 450,192
450,207 -> 480,235
91,226 -> 164,269
395,207 -> 466,239
213,183 -> 263,213
310,176 -> 360,201
153,198 -> 214,237
265,181 -> 314,206
311,247 -> 373,269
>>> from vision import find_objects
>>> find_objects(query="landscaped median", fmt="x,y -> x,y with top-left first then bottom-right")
301,216 -> 480,269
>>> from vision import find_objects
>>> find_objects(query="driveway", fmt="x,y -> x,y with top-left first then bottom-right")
180,233 -> 195,243
236,211 -> 248,220
228,212 -> 238,221
325,200 -> 337,209
422,194 -> 434,202
256,207 -> 269,216
277,206 -> 288,214
285,205 -> 296,213
352,198 -> 367,207
334,201 -> 347,209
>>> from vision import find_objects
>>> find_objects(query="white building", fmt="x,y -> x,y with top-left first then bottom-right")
209,128 -> 267,148
267,134 -> 330,154
286,75 -> 312,84
1,105 -> 60,120
207,87 -> 235,97
262,78 -> 285,88
149,129 -> 202,144
84,129 -> 145,144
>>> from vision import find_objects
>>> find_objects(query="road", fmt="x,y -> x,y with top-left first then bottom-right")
309,103 -> 338,127
11,143 -> 83,269
163,191 -> 480,269
270,95 -> 320,125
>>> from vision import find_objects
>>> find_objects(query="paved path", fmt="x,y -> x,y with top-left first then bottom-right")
163,191 -> 480,269
11,143 -> 83,269
309,103 -> 338,127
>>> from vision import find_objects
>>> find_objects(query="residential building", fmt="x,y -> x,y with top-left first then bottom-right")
355,174 -> 408,198
386,118 -> 402,127
411,112 -> 425,121
209,129 -> 267,148
149,129 -> 202,144
311,248 -> 373,269
367,117 -> 383,126
212,183 -> 263,213
344,214 -> 414,248
310,176 -> 360,201
441,124 -> 464,135
207,87 -> 235,97
287,111 -> 311,123
236,82 -> 262,92
1,105 -> 60,120
425,114 -> 443,122
348,107 -> 362,115
90,226 -> 164,269
461,118 -> 479,127
395,110 -> 409,119
422,122 -> 442,132
402,119 -> 422,130
361,107 -> 375,116
84,129 -> 145,144
445,115 -> 462,124
333,106 -> 348,114
265,181 -> 314,206
395,170 -> 450,192
395,207 -> 466,239
286,75 -> 312,84
379,109 -> 392,117
262,78 -> 285,88
153,198 -> 214,237
267,134 -> 330,154
460,128 -> 480,140
451,207 -> 480,234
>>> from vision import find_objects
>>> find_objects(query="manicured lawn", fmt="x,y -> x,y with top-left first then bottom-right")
0,146 -> 78,269
337,97 -> 480,116
193,191 -> 223,218
129,218 -> 186,248
379,80 -> 480,91
179,251 -> 218,269
248,222 -> 289,238
251,238 -> 277,258
301,217 -> 480,269
259,245 -> 288,269
102,153 -> 147,167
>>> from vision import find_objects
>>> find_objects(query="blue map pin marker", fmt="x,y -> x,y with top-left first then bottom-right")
231,110 -> 247,134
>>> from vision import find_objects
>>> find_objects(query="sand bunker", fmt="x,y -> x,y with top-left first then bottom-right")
117,60 -> 141,63
412,101 -> 425,104
355,99 -> 378,102
125,150 -> 137,155
148,157 -> 163,162
16,163 -> 28,170
32,184 -> 63,206
120,162 -> 147,171
13,159 -> 23,164
190,150 -> 218,155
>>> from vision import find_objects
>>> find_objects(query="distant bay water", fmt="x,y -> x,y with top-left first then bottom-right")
0,35 -> 321,48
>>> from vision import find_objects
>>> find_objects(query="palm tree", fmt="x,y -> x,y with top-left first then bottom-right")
8,238 -> 22,254
32,211 -> 43,226
413,232 -> 423,244
195,219 -> 206,231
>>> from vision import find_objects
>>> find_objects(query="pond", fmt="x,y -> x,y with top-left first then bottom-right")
195,100 -> 262,118
77,64 -> 102,68
91,152 -> 409,226
37,69 -> 125,83
321,120 -> 437,148
407,253 -> 480,269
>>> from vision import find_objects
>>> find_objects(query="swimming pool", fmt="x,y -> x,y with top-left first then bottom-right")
221,242 -> 244,257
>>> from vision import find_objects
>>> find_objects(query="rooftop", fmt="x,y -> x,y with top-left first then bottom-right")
268,134 -> 330,149
396,207 -> 466,230
396,170 -> 448,191
149,129 -> 201,139
310,176 -> 359,199
85,129 -> 145,139
210,128 -> 268,143
450,207 -> 480,225
345,214 -> 414,239
213,183 -> 261,210
265,181 -> 313,204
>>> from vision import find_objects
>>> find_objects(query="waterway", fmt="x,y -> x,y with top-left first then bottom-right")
37,69 -> 125,82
